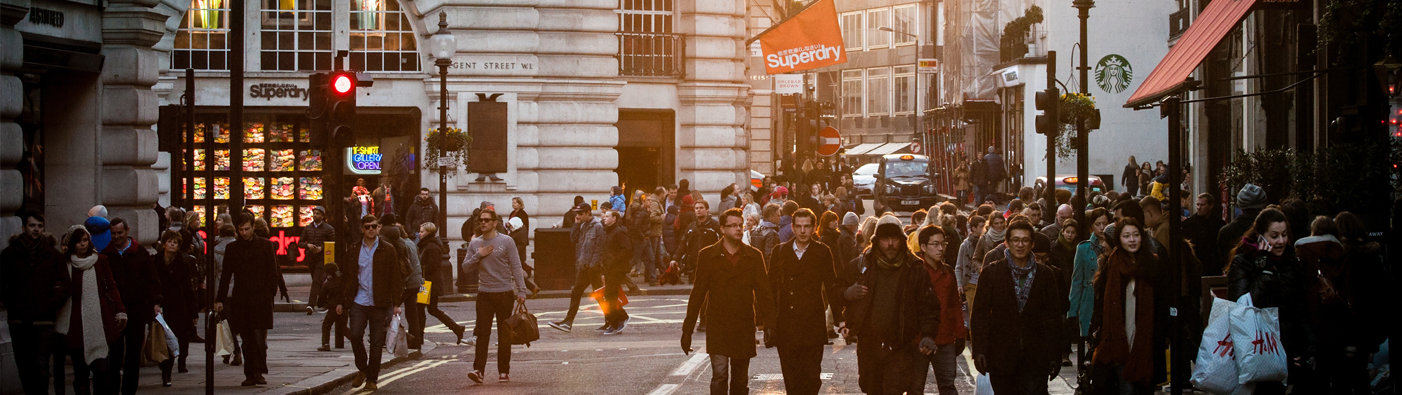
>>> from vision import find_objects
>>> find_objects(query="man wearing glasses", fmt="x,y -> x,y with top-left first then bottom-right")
681,207 -> 777,395
914,225 -> 968,395
336,215 -> 404,391
765,208 -> 844,394
970,219 -> 1064,394
460,208 -> 529,383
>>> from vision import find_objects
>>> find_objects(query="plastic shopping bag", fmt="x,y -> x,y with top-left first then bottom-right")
975,372 -> 994,395
1192,297 -> 1241,394
215,318 -> 236,356
1229,293 -> 1288,384
154,314 -> 180,358
386,312 -> 409,358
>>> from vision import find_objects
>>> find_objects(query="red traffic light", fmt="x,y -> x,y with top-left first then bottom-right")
330,73 -> 354,95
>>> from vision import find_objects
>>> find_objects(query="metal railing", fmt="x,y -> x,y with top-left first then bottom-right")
617,32 -> 685,78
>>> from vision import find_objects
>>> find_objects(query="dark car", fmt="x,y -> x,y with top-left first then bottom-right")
873,154 -> 940,212
1033,175 -> 1108,195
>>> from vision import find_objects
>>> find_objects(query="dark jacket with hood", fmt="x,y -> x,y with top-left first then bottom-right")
1296,236 -> 1388,354
842,248 -> 940,350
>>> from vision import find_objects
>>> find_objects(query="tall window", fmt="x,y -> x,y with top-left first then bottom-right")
893,65 -> 916,114
349,0 -> 419,72
620,0 -> 674,33
260,0 -> 333,71
173,0 -> 230,70
866,8 -> 891,49
893,5 -> 918,46
841,12 -> 862,51
866,68 -> 891,116
842,69 -> 864,117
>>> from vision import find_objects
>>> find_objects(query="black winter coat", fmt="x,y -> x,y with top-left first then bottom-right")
154,253 -> 198,329
1228,247 -> 1313,358
768,240 -> 844,346
103,240 -> 162,324
0,234 -> 69,324
217,237 -> 283,330
682,242 -> 776,358
971,257 -> 1064,374
601,223 -> 633,275
417,235 -> 446,286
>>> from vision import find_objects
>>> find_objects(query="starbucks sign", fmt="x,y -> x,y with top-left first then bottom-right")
1094,54 -> 1133,94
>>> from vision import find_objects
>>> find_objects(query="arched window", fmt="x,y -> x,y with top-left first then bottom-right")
349,0 -> 419,72
172,0 -> 231,70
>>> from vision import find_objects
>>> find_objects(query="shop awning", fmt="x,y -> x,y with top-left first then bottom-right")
867,142 -> 912,156
1123,0 -> 1258,108
844,143 -> 884,155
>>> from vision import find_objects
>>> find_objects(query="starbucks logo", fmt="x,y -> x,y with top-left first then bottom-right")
1094,54 -> 1133,94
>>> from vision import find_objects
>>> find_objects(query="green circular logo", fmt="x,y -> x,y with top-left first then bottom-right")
1095,54 -> 1133,94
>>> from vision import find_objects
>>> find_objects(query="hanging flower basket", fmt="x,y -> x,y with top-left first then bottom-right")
1048,93 -> 1101,161
423,127 -> 471,175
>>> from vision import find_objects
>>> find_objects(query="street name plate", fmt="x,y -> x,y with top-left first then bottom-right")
438,157 -> 454,167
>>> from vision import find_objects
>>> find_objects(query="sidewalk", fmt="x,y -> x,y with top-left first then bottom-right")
277,273 -> 695,311
98,327 -> 431,394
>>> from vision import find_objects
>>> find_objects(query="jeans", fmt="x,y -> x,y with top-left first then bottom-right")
473,291 -> 515,374
349,304 -> 389,383
917,342 -> 964,395
107,320 -> 147,394
603,271 -> 630,325
322,308 -> 349,347
402,289 -> 425,349
237,327 -> 269,377
641,236 -> 661,283
855,343 -> 921,395
11,322 -> 54,395
708,354 -> 751,395
308,259 -> 325,307
777,345 -> 823,395
563,267 -> 600,323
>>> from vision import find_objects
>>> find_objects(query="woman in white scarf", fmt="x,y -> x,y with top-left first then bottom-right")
56,226 -> 127,395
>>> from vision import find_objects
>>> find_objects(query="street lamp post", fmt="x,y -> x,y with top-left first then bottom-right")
430,13 -> 456,242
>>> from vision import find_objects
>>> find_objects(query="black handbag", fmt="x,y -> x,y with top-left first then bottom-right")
504,302 -> 539,347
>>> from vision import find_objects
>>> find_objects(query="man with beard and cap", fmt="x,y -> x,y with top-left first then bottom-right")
766,208 -> 844,394
405,188 -> 438,241
840,214 -> 939,394
1,212 -> 69,395
1217,183 -> 1266,271
971,218 -> 1064,395
681,207 -> 777,395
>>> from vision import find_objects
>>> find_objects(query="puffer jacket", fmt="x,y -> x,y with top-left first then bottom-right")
571,217 -> 606,270
1227,238 -> 1313,358
748,220 -> 781,266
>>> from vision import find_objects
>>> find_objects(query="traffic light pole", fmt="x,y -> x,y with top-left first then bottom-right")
1045,51 -> 1057,210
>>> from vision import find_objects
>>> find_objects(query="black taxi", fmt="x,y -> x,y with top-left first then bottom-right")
873,154 -> 940,212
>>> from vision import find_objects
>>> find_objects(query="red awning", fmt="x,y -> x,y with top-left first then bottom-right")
1124,0 -> 1258,108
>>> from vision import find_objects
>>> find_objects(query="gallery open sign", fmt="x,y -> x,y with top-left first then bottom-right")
347,146 -> 383,175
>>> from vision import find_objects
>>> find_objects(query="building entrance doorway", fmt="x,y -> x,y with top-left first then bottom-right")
616,110 -> 675,199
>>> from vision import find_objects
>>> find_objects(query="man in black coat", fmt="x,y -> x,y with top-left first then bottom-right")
1184,193 -> 1226,275
767,208 -> 844,394
681,208 -> 777,395
103,218 -> 163,395
971,219 -> 1064,395
215,212 -> 289,387
300,207 -> 336,314
1,212 -> 69,395
337,214 -> 405,391
841,214 -> 940,394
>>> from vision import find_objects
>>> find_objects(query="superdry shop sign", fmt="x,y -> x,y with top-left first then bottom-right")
755,0 -> 846,74
249,83 -> 309,101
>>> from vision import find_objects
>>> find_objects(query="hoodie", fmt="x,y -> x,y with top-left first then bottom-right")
778,215 -> 794,243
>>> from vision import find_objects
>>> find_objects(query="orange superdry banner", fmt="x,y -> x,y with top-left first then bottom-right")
757,0 -> 847,74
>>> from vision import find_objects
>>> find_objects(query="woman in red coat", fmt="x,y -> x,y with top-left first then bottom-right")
55,226 -> 127,395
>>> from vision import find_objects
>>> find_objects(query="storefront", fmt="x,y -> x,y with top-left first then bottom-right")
156,104 -> 422,268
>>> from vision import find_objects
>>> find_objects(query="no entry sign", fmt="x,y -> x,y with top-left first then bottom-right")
817,126 -> 841,156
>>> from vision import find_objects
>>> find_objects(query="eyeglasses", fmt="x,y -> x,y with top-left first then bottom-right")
479,217 -> 495,222
1008,237 -> 1032,245
722,223 -> 744,228
925,241 -> 948,247
362,224 -> 380,230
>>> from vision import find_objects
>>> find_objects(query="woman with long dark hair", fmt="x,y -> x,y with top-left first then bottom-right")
1226,208 -> 1311,395
54,226 -> 126,395
155,230 -> 197,385
1090,218 -> 1158,395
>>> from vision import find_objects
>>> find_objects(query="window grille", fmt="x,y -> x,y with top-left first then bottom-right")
617,0 -> 683,77
173,0 -> 231,70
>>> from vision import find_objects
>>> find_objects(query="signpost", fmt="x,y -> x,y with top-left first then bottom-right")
910,141 -> 923,154
918,58 -> 939,74
816,126 -> 841,156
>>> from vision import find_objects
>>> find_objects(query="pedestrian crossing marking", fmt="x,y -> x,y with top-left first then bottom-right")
752,373 -> 834,381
